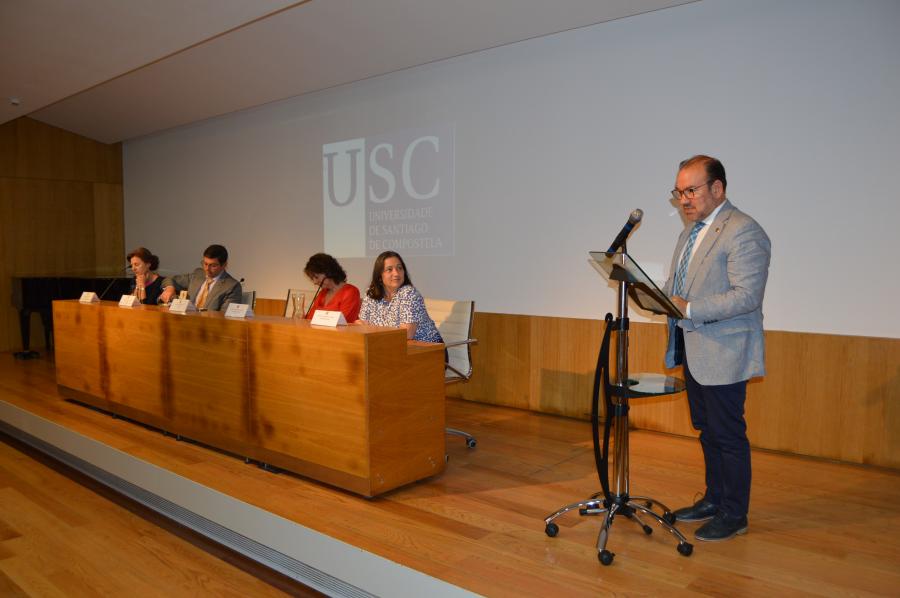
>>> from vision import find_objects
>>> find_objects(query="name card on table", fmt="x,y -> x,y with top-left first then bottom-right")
169,298 -> 197,314
118,294 -> 138,308
79,292 -> 99,303
310,310 -> 347,327
224,303 -> 253,319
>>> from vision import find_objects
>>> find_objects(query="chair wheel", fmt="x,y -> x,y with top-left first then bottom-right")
466,438 -> 477,448
677,542 -> 693,556
599,550 -> 614,566
663,512 -> 677,525
643,525 -> 653,535
545,522 -> 559,537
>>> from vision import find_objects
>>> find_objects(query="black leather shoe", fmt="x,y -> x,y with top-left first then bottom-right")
673,499 -> 718,522
694,512 -> 748,542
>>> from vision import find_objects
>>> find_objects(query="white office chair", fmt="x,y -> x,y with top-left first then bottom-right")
424,298 -> 478,448
240,290 -> 256,309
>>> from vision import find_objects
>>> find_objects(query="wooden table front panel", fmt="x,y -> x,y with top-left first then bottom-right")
51,300 -> 445,496
248,320 -> 370,483
102,307 -> 169,422
165,313 -> 250,446
367,334 -> 446,494
53,301 -> 106,405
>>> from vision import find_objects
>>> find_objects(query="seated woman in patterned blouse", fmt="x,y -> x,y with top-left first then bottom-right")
358,251 -> 443,344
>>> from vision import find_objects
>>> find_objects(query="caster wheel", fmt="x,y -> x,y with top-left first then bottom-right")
643,525 -> 653,535
466,438 -> 477,449
677,542 -> 693,557
545,523 -> 559,537
598,550 -> 615,566
663,512 -> 677,525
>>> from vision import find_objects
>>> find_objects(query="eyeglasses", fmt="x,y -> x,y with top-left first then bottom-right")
671,180 -> 712,200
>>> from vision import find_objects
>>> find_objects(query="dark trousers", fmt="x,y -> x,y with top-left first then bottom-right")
683,356 -> 751,519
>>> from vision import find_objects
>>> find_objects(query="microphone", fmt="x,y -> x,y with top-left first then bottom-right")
304,281 -> 324,318
99,266 -> 132,300
606,209 -> 643,254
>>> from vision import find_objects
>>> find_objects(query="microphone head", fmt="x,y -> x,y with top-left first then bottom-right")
629,208 -> 644,224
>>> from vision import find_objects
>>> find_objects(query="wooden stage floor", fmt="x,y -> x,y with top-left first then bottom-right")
2,354 -> 900,597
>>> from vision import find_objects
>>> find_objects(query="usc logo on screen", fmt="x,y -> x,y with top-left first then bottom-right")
322,124 -> 454,258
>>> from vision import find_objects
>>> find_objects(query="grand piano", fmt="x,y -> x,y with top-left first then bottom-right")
11,275 -> 132,358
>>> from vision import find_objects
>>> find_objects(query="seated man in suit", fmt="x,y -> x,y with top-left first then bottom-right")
159,244 -> 242,311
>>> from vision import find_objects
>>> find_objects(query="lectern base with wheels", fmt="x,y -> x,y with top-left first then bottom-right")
543,250 -> 693,565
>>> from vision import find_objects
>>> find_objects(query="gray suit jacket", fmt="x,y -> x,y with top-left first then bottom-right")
162,268 -> 242,312
664,199 -> 771,385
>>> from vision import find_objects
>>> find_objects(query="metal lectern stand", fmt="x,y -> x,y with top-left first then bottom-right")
543,249 -> 693,566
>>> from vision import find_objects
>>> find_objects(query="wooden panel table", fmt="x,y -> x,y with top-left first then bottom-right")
52,299 -> 446,497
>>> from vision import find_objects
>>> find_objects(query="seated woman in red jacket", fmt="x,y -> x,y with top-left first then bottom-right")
303,253 -> 361,323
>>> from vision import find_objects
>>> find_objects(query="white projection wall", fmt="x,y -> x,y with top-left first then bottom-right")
123,0 -> 900,338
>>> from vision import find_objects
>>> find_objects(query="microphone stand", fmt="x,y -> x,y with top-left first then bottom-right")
99,266 -> 132,300
304,281 -> 324,318
543,242 -> 693,566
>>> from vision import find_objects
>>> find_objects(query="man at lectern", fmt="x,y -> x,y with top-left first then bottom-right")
159,244 -> 242,311
664,155 -> 771,542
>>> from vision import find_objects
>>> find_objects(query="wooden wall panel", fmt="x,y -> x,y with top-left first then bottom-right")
254,297 -> 287,317
0,120 -> 15,177
450,313 -> 535,411
0,117 -> 123,353
93,182 -> 125,274
13,117 -> 122,184
0,185 -> 9,352
448,311 -> 900,470
3,178 -> 97,275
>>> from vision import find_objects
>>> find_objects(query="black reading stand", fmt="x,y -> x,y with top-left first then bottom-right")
543,249 -> 693,565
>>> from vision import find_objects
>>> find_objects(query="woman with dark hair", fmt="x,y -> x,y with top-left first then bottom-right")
358,251 -> 442,343
127,247 -> 163,305
303,253 -> 361,322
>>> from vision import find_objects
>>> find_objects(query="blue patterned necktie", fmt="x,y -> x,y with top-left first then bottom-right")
673,221 -> 705,296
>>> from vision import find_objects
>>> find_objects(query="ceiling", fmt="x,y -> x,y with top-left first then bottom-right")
1,0 -> 694,144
